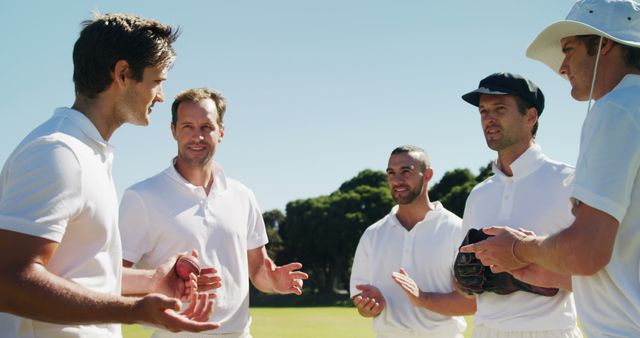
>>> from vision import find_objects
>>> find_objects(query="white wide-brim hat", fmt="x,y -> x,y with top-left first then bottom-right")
527,0 -> 640,74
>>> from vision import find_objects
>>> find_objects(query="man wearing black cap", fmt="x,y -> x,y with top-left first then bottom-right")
460,1 -> 640,336
459,73 -> 582,338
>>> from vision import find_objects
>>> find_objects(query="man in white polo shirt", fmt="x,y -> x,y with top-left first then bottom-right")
119,87 -> 309,338
0,13 -> 217,338
461,1 -> 640,336
350,145 -> 475,338
460,72 -> 581,338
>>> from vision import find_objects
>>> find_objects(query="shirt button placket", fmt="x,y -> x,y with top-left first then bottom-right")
401,231 -> 413,268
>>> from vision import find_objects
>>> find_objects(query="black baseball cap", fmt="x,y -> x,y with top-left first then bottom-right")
462,72 -> 545,116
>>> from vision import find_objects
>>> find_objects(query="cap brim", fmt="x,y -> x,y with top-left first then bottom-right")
527,20 -> 640,75
462,88 -> 509,107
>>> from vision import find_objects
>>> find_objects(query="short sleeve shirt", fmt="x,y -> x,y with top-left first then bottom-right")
119,161 -> 268,335
462,144 -> 578,332
571,74 -> 640,337
0,108 -> 122,338
349,202 -> 467,337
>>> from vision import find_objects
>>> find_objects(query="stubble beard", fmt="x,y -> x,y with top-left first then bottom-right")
393,179 -> 424,205
179,146 -> 213,168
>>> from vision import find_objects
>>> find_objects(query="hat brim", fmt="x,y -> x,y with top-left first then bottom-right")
462,88 -> 509,107
526,20 -> 640,75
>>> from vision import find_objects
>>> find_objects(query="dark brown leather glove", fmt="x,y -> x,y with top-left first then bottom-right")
454,228 -> 559,297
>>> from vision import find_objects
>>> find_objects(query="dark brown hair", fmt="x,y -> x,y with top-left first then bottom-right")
73,13 -> 180,98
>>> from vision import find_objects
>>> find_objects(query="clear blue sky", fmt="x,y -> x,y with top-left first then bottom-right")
0,1 -> 583,212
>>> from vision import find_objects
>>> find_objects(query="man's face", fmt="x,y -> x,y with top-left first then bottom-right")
560,36 -> 597,101
171,98 -> 224,168
478,94 -> 533,152
121,65 -> 168,126
386,152 -> 426,205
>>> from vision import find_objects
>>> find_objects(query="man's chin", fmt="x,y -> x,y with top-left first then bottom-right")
392,196 -> 413,205
127,116 -> 150,127
181,156 -> 213,168
570,88 -> 591,102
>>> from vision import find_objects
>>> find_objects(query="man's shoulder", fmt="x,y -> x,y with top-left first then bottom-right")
224,176 -> 254,194
124,168 -> 174,197
6,129 -> 90,178
17,118 -> 87,153
605,75 -> 640,105
466,174 -> 496,198
434,203 -> 463,225
538,156 -> 575,182
361,212 -> 393,235
594,82 -> 640,126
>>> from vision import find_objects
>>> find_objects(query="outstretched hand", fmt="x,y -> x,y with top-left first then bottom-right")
264,259 -> 308,295
391,268 -> 423,307
135,292 -> 218,333
352,284 -> 385,317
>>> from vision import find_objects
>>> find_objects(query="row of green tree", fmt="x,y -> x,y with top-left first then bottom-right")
262,164 -> 492,294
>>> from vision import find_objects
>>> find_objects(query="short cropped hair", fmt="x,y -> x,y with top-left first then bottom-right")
73,13 -> 180,98
171,88 -> 227,126
391,145 -> 431,171
513,95 -> 539,138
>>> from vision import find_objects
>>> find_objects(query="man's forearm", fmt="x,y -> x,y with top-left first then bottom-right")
121,266 -> 155,295
0,263 -> 138,325
250,266 -> 276,294
521,204 -> 618,276
248,247 -> 277,294
416,291 -> 476,316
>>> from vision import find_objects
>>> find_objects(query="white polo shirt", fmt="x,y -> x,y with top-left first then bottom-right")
349,202 -> 467,337
119,161 -> 268,336
462,144 -> 578,332
0,107 -> 122,338
571,74 -> 640,337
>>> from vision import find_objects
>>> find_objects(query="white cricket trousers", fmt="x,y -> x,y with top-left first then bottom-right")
378,332 -> 464,338
152,331 -> 252,338
472,325 -> 582,338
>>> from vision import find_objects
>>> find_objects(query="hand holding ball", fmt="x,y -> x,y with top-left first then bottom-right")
175,255 -> 201,280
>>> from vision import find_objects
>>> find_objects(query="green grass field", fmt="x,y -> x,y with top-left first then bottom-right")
123,308 -> 474,337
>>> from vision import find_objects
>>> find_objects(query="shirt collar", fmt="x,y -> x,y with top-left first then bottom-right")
166,158 -> 228,195
53,107 -> 111,150
389,201 -> 443,229
492,143 -> 547,180
609,73 -> 640,93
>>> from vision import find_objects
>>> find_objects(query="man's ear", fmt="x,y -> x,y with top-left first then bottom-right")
112,60 -> 131,88
600,37 -> 615,55
171,122 -> 178,141
424,167 -> 434,183
218,126 -> 225,143
526,107 -> 539,126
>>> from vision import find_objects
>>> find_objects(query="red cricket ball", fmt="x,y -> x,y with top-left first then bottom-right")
174,255 -> 201,280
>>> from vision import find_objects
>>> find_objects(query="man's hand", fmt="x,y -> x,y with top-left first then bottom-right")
459,226 -> 533,273
352,284 -> 385,317
391,268 -> 423,307
510,264 -> 572,290
151,251 -> 199,301
264,259 -> 308,295
134,292 -> 218,332
197,267 -> 222,292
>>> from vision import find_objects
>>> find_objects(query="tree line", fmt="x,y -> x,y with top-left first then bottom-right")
261,163 -> 492,294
